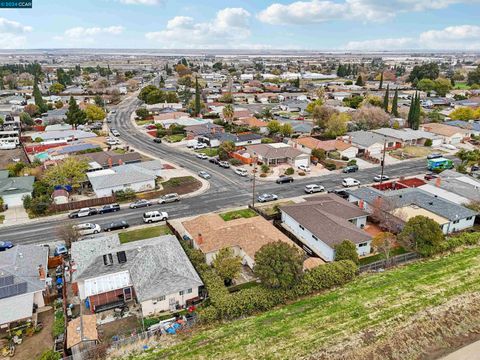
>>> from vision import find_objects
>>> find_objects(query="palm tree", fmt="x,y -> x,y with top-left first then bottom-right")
260,107 -> 273,120
223,104 -> 234,123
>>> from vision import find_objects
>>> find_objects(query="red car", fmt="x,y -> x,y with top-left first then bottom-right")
424,173 -> 438,181
145,124 -> 157,130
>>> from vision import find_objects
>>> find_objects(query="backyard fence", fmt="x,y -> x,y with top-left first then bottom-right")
359,252 -> 420,272
49,195 -> 116,212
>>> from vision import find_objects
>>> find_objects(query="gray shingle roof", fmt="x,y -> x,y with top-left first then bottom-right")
73,235 -> 203,302
346,130 -> 392,148
87,162 -> 158,190
0,176 -> 34,196
347,187 -> 477,221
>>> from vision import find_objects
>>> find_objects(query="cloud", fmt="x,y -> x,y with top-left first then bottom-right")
54,26 -> 124,45
146,8 -> 252,48
119,0 -> 161,4
0,17 -> 31,49
258,0 -> 471,25
344,25 -> 480,50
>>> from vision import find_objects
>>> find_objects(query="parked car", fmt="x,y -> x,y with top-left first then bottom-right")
153,137 -> 162,143
276,176 -> 294,184
298,164 -> 311,172
110,110 -> 117,114
158,193 -> 180,204
257,193 -> 278,203
98,203 -> 121,214
145,124 -> 157,130
219,161 -> 231,168
209,157 -> 220,165
106,138 -> 120,146
129,199 -> 152,209
427,153 -> 443,160
198,171 -> 211,179
74,223 -> 101,236
442,144 -> 457,150
0,241 -> 14,251
103,220 -> 129,232
373,174 -> 390,182
329,188 -> 349,199
143,211 -> 168,223
106,117 -> 112,123
424,172 -> 439,181
54,244 -> 68,256
196,153 -> 208,160
234,168 -> 248,177
304,184 -> 325,194
471,165 -> 480,172
111,129 -> 120,137
194,143 -> 207,150
68,207 -> 98,219
343,164 -> 359,173
90,122 -> 103,130
342,178 -> 360,187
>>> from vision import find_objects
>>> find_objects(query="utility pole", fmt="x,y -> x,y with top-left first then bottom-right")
252,152 -> 257,208
380,138 -> 387,185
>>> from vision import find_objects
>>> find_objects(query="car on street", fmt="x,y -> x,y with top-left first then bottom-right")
74,223 -> 101,236
257,193 -> 278,203
90,122 -> 103,130
373,174 -> 390,182
111,129 -> 120,137
110,110 -> 116,114
329,188 -> 349,199
145,124 -> 157,130
209,157 -> 220,165
68,207 -> 98,219
298,164 -> 311,172
103,220 -> 129,232
343,164 -> 359,173
0,241 -> 14,251
153,137 -> 162,143
196,153 -> 208,160
427,153 -> 443,159
276,175 -> 294,184
198,171 -> 211,179
158,193 -> 180,204
98,203 -> 121,214
143,211 -> 169,223
342,178 -> 360,187
106,117 -> 112,123
106,138 -> 120,146
219,161 -> 231,168
194,143 -> 207,150
424,172 -> 439,181
304,184 -> 325,194
234,168 -> 248,177
129,199 -> 152,209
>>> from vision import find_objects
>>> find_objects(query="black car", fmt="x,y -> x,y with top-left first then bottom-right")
153,137 -> 162,143
276,176 -> 294,184
343,165 -> 359,173
209,157 -> 220,165
103,220 -> 129,232
98,203 -> 121,214
329,189 -> 349,199
0,241 -> 14,251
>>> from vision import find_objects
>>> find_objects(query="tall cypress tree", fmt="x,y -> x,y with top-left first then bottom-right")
33,78 -> 48,113
379,72 -> 384,90
412,92 -> 421,130
65,96 -> 86,129
407,93 -> 415,128
383,84 -> 390,112
391,88 -> 399,117
194,76 -> 201,116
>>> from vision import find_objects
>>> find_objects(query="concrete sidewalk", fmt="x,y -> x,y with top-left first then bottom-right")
440,340 -> 480,360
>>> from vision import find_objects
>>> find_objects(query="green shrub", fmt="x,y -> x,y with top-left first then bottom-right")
438,232 -> 480,253
52,310 -> 65,337
115,188 -> 136,201
261,164 -> 270,174
328,151 -> 341,160
341,156 -> 349,161
284,167 -> 294,175
324,162 -> 336,171
298,171 -> 306,176
347,159 -> 357,166
229,158 -> 242,166
424,139 -> 432,147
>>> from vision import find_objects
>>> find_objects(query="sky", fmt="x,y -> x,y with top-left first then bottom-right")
0,0 -> 479,50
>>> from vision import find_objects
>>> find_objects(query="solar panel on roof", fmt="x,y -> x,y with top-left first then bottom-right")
0,281 -> 28,299
0,275 -> 14,287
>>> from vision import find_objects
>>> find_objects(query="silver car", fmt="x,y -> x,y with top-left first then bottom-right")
158,193 -> 180,204
198,171 -> 211,179
257,193 -> 278,203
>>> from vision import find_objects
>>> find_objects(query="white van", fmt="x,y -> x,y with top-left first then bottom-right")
234,168 -> 248,177
143,211 -> 169,223
342,178 -> 360,187
74,223 -> 101,236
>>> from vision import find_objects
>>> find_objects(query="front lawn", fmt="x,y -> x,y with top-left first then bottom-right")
198,148 -> 219,157
359,246 -> 408,266
219,208 -> 258,221
144,247 -> 480,360
165,134 -> 185,143
118,225 -> 172,244
161,176 -> 202,195
0,215 -> 4,224
390,146 -> 438,159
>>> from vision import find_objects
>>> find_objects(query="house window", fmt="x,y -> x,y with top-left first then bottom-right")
467,216 -> 473,220
312,234 -> 318,241
299,225 -> 305,230
358,242 -> 368,247
157,295 -> 166,302
179,290 -> 184,296
453,220 -> 459,224
187,288 -> 192,294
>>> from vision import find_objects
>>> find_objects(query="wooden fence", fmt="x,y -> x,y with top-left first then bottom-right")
49,195 -> 116,212
359,252 -> 420,272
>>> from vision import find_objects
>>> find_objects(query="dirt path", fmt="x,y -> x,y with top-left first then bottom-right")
439,339 -> 480,360
14,310 -> 54,360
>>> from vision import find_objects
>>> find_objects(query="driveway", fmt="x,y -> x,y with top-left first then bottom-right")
2,206 -> 29,225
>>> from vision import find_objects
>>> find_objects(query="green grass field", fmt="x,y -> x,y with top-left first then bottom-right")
139,247 -> 480,360
219,208 -> 258,221
118,225 -> 172,244
454,82 -> 470,90
198,148 -> 219,157
359,246 -> 408,265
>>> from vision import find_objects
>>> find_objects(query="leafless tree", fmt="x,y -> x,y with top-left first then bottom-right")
56,221 -> 80,248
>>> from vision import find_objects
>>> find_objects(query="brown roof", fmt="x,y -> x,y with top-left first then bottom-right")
67,315 -> 98,349
234,117 -> 268,128
422,122 -> 470,137
182,213 -> 297,260
295,137 -> 353,152
281,193 -> 372,247
244,143 -> 305,160
153,112 -> 189,121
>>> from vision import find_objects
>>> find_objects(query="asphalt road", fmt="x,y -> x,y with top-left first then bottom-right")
0,94 -> 433,244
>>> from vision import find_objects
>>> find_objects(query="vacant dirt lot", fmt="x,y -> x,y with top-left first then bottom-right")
0,148 -> 28,169
13,309 -> 54,360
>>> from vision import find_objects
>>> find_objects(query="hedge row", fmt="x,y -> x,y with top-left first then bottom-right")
439,231 -> 480,253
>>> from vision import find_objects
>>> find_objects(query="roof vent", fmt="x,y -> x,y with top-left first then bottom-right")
428,202 -> 433,205
117,251 -> 127,264
103,254 -> 113,266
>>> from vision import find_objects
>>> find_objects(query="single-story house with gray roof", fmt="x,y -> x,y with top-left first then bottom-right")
71,234 -> 203,316
0,170 -> 34,207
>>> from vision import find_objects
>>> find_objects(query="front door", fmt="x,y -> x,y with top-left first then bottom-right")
124,287 -> 132,301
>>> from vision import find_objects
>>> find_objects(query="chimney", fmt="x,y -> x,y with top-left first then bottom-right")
108,157 -> 113,168
197,233 -> 203,245
38,265 -> 46,280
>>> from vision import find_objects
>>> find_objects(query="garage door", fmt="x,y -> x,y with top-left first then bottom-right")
368,145 -> 383,155
3,193 -> 27,207
294,156 -> 310,167
450,137 -> 461,144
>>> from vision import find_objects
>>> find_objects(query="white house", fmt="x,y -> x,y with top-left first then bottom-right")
71,234 -> 203,317
280,194 -> 372,262
243,143 -> 310,168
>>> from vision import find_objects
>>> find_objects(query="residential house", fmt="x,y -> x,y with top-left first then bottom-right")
184,123 -> 224,139
78,151 -> 142,169
0,170 -> 34,207
66,315 -> 98,359
371,128 -> 443,147
240,143 -> 310,167
278,100 -> 308,113
233,117 -> 269,134
181,213 -> 323,270
291,137 -> 358,159
280,194 -> 372,262
29,130 -> 97,145
445,120 -> 480,137
421,122 -> 471,144
341,131 -> 395,156
0,129 -> 20,148
419,170 -> 480,204
198,132 -> 263,148
0,245 -> 49,329
347,187 -> 477,234
71,234 -> 203,316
